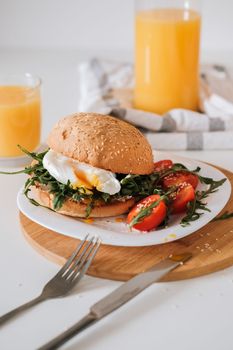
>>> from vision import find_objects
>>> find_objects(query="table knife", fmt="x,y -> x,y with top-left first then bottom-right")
39,252 -> 192,350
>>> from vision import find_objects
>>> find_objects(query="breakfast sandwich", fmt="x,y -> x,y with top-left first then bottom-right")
29,112 -> 155,217
0,112 -> 226,230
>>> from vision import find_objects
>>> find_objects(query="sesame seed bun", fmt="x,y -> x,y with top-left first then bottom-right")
31,184 -> 135,218
47,113 -> 154,175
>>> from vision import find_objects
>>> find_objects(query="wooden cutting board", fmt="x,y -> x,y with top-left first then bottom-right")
20,165 -> 233,282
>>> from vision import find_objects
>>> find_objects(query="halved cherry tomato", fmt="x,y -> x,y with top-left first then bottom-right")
154,160 -> 173,172
127,194 -> 167,231
170,183 -> 195,214
163,171 -> 199,190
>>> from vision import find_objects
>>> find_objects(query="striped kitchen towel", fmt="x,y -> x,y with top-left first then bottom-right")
77,58 -> 233,150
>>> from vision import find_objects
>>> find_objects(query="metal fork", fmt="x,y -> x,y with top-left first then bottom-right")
0,235 -> 101,327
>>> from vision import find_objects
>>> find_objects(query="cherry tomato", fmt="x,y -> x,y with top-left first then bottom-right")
154,160 -> 173,172
163,171 -> 199,190
171,183 -> 195,214
127,194 -> 167,231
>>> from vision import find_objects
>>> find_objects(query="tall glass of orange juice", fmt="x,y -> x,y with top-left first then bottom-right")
0,73 -> 41,161
134,0 -> 201,114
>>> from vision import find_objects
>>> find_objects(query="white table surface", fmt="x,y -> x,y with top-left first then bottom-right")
0,49 -> 233,350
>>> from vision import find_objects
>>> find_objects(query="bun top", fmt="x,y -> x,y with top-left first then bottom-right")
47,113 -> 154,174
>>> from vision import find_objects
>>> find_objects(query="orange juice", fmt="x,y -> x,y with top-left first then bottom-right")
0,85 -> 41,157
134,8 -> 201,114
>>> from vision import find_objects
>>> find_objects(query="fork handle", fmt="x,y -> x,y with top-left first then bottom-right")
0,294 -> 44,326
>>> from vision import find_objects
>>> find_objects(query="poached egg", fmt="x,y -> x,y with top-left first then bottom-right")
43,149 -> 121,195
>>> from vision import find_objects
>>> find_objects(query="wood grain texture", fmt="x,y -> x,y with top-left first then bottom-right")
19,166 -> 233,282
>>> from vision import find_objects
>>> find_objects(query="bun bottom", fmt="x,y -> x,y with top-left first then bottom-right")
31,186 -> 135,218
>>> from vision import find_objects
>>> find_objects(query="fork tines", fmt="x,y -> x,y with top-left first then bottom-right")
56,235 -> 101,283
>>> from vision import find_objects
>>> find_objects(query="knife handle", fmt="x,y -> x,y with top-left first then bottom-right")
39,253 -> 192,350
38,313 -> 96,350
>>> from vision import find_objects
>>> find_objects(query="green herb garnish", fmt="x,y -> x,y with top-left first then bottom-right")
128,188 -> 175,228
85,200 -> 94,218
213,211 -> 233,222
118,173 -> 160,198
0,148 -> 227,225
128,195 -> 165,228
125,163 -> 226,228
1,147 -> 113,217
180,176 -> 226,226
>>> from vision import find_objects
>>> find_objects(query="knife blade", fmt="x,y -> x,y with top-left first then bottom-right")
39,252 -> 192,350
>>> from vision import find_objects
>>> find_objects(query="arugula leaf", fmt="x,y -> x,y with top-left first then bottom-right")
1,147 -> 109,214
128,188 -> 174,228
101,192 -> 111,203
17,145 -> 48,161
118,173 -> 160,198
128,196 -> 165,228
213,211 -> 233,222
0,148 -> 227,225
181,177 -> 226,226
85,201 -> 94,218
0,169 -> 29,175
152,163 -> 226,227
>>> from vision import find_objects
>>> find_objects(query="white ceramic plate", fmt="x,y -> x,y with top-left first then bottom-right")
17,151 -> 231,247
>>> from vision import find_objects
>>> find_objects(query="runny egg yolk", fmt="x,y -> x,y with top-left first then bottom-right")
42,149 -> 121,195
72,169 -> 97,189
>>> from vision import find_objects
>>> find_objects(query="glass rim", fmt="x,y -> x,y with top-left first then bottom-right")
135,0 -> 202,12
0,72 -> 42,89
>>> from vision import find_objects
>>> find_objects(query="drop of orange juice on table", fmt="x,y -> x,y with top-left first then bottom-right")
0,85 -> 41,157
134,8 -> 201,114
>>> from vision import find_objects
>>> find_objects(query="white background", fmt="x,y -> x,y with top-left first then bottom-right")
1,0 -> 233,140
1,1 -> 233,349
0,0 -> 233,54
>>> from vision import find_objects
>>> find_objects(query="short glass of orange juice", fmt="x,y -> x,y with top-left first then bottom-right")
0,73 -> 41,164
134,0 -> 201,114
